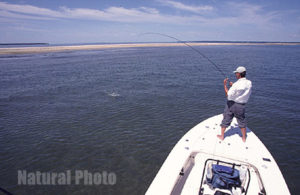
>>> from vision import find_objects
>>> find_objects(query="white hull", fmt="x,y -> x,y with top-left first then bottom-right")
146,114 -> 290,195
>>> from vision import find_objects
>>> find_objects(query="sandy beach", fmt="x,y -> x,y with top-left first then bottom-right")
0,42 -> 299,55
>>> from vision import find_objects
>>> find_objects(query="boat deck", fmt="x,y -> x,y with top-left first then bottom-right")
146,114 -> 290,195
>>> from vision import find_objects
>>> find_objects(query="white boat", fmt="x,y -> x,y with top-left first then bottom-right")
146,114 -> 290,195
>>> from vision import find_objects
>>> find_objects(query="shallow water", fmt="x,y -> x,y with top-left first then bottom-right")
0,45 -> 299,194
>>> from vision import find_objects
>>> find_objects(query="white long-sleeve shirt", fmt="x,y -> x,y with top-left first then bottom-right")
227,78 -> 252,104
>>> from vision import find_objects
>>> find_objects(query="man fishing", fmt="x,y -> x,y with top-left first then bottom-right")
217,66 -> 252,142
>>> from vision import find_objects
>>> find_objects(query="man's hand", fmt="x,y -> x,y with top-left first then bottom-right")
229,82 -> 233,86
223,78 -> 229,97
224,78 -> 229,85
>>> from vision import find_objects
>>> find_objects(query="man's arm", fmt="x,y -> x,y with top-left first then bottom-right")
224,78 -> 229,96
224,78 -> 233,97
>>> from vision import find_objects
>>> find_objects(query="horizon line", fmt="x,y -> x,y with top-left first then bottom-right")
1,40 -> 300,46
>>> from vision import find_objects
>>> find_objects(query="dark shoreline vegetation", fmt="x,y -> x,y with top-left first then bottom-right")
1,41 -> 300,46
187,40 -> 300,44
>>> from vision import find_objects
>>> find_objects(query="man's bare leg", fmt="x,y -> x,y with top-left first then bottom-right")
241,127 -> 246,142
217,126 -> 226,140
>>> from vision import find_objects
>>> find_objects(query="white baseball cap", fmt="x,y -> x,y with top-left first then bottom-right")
233,66 -> 246,73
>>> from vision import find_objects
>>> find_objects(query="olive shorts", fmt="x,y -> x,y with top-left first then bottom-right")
221,100 -> 247,128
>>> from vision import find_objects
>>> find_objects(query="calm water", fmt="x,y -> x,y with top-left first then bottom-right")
0,45 -> 299,194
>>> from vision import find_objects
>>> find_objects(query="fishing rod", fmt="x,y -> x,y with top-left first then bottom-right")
140,32 -> 227,78
0,187 -> 13,195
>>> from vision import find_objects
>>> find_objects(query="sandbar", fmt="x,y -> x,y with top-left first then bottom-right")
0,42 -> 299,55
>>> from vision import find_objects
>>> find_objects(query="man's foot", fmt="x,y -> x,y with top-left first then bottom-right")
242,137 -> 246,142
240,128 -> 247,143
217,135 -> 224,141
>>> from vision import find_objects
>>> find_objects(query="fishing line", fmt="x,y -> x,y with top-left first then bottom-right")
139,32 -> 227,78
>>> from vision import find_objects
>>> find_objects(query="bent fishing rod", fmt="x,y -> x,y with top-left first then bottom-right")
140,32 -> 227,78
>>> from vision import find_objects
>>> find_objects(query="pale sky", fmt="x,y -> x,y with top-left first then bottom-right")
0,0 -> 299,43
